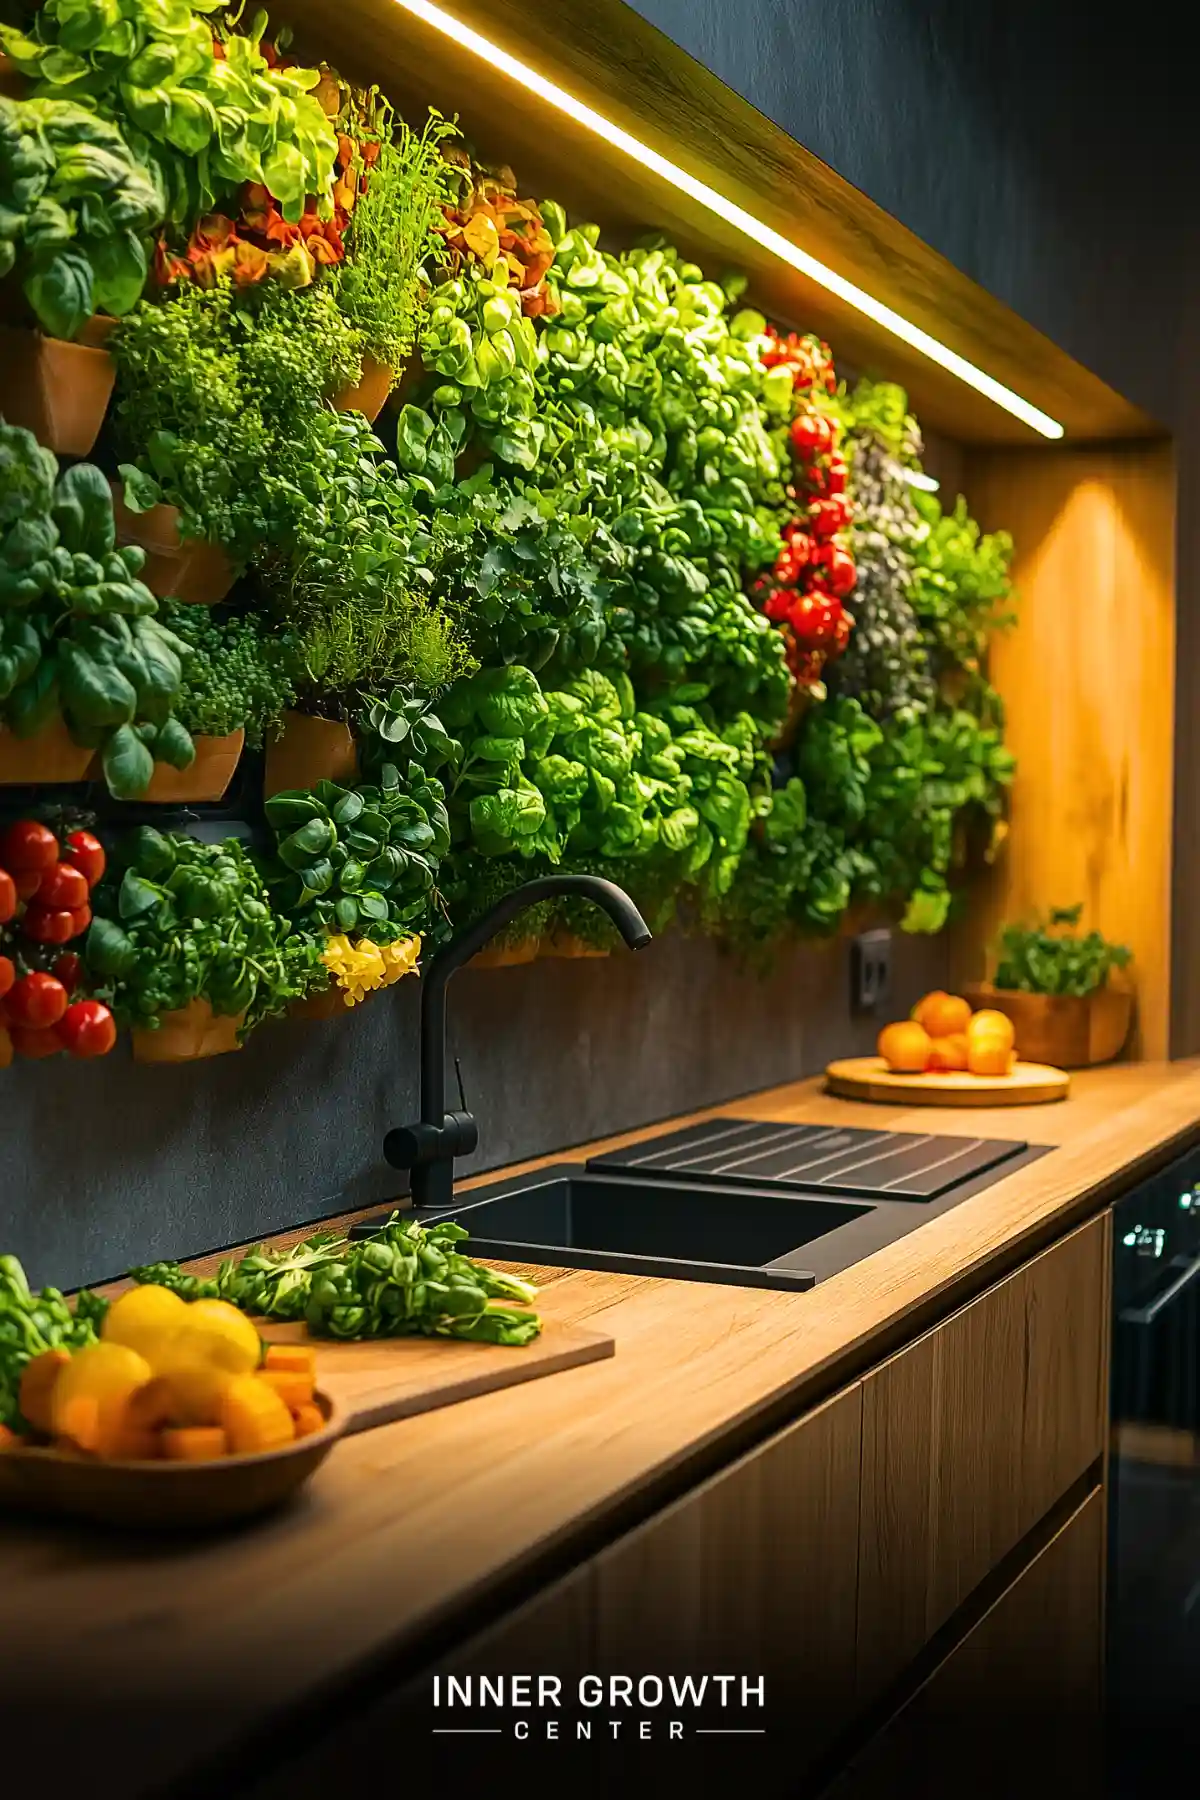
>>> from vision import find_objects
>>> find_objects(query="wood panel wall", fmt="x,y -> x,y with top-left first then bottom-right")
950,443 -> 1176,1060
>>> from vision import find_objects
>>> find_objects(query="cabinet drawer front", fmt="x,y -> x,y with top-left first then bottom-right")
857,1214 -> 1108,1702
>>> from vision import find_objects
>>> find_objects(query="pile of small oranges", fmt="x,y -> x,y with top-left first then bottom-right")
877,991 -> 1016,1078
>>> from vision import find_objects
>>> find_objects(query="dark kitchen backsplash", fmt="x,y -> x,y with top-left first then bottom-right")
0,928 -> 946,1288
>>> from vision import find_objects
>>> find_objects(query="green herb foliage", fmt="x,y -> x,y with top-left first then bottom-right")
87,825 -> 322,1031
0,94 -> 162,339
133,1216 -> 543,1346
160,598 -> 300,746
994,904 -> 1132,998
0,1 -> 338,226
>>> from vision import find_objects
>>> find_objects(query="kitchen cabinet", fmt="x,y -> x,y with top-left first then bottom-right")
855,1213 -> 1109,1704
823,1486 -> 1105,1800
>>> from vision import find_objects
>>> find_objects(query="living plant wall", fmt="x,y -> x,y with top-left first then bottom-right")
0,0 -> 1016,1069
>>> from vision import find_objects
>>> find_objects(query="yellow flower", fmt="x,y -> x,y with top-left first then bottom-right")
321,933 -> 422,1005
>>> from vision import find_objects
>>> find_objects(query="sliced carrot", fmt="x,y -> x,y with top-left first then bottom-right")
0,1423 -> 21,1449
219,1375 -> 294,1454
56,1393 -> 101,1453
256,1368 -> 313,1410
96,1385 -> 168,1460
289,1401 -> 325,1440
263,1344 -> 317,1379
161,1427 -> 228,1463
18,1348 -> 71,1436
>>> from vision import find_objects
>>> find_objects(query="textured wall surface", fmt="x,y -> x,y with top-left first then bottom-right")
1,930 -> 946,1287
626,0 -> 1186,428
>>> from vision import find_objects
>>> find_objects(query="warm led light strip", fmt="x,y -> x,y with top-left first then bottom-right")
393,0 -> 1064,439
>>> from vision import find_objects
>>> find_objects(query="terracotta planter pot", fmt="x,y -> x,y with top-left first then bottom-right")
332,354 -> 395,423
964,982 -> 1133,1069
139,731 -> 244,803
769,685 -> 812,754
0,52 -> 26,99
469,938 -> 540,969
264,712 -> 357,797
0,323 -> 115,455
110,485 -> 237,606
540,932 -> 610,960
131,999 -> 246,1064
0,719 -> 92,785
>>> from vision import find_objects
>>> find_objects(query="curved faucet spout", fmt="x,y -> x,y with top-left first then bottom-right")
382,876 -> 653,1212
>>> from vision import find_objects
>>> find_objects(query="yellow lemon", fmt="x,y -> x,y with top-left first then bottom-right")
101,1283 -> 189,1361
161,1299 -> 262,1377
51,1342 -> 153,1453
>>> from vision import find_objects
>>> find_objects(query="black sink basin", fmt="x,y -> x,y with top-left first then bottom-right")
352,1164 -> 872,1291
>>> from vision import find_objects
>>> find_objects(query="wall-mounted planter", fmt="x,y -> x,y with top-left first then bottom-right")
131,1000 -> 246,1064
138,731 -> 244,803
110,486 -> 237,606
469,938 -> 540,969
964,982 -> 1133,1069
0,51 -> 26,97
0,319 -> 115,455
332,354 -> 395,423
0,719 -> 92,785
264,712 -> 357,797
541,932 -> 610,960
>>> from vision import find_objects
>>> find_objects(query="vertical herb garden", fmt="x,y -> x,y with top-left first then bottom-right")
0,0 -> 1016,1067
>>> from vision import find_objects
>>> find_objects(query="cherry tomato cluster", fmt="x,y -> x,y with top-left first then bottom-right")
0,820 -> 116,1067
754,328 -> 857,691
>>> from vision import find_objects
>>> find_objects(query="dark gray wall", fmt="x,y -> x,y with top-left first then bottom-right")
627,0 -> 1187,429
1,930 -> 946,1288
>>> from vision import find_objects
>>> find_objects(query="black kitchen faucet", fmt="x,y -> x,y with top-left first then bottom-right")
378,874 -> 652,1214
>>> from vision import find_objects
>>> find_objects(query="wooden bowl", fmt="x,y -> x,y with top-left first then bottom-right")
0,1392 -> 343,1531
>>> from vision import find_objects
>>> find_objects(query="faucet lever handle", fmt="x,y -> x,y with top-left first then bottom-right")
454,1055 -> 468,1114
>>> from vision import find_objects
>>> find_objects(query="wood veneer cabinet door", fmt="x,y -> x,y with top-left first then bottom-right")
826,1487 -> 1105,1800
856,1215 -> 1109,1704
590,1382 -> 864,1765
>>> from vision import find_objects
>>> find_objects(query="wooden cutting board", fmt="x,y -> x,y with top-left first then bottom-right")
259,1314 -> 615,1436
824,1056 -> 1070,1107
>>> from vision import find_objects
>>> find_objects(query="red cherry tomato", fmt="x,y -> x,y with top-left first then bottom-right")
52,952 -> 84,993
55,999 -> 117,1060
68,903 -> 92,938
0,955 -> 14,1001
64,830 -> 106,890
37,861 -> 89,911
9,1024 -> 65,1060
5,970 -> 68,1029
21,906 -> 77,946
808,495 -> 853,539
789,410 -> 834,459
13,868 -> 42,901
0,820 -> 59,874
761,586 -> 793,624
0,867 -> 16,925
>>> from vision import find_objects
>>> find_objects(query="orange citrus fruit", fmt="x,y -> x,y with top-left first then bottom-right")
968,1040 -> 1014,1077
878,1020 -> 933,1072
926,1032 -> 969,1072
911,990 -> 948,1029
967,1009 -> 1015,1053
921,994 -> 973,1038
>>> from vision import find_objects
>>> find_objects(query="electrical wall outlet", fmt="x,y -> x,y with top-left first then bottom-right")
851,928 -> 893,1013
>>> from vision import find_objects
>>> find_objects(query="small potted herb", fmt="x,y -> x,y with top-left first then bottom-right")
150,603 -> 300,802
0,97 -> 160,454
966,904 -> 1133,1068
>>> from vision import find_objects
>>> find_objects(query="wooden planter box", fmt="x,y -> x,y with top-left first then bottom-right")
0,719 -> 92,785
111,486 -> 237,606
469,938 -> 540,969
131,1000 -> 246,1064
141,731 -> 244,803
332,353 -> 395,423
540,932 -> 611,959
964,983 -> 1133,1069
264,712 -> 357,797
0,321 -> 115,456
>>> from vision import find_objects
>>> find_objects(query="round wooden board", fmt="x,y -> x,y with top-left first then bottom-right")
824,1057 -> 1070,1107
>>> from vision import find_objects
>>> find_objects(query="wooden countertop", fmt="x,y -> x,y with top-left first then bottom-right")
4,1060 -> 1200,1792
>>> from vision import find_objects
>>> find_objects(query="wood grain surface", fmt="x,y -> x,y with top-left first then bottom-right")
257,1314 -> 615,1435
855,1216 -> 1107,1703
825,1057 -> 1069,1106
2,1062 -> 1197,1797
952,441 -> 1176,1058
278,0 -> 1155,445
